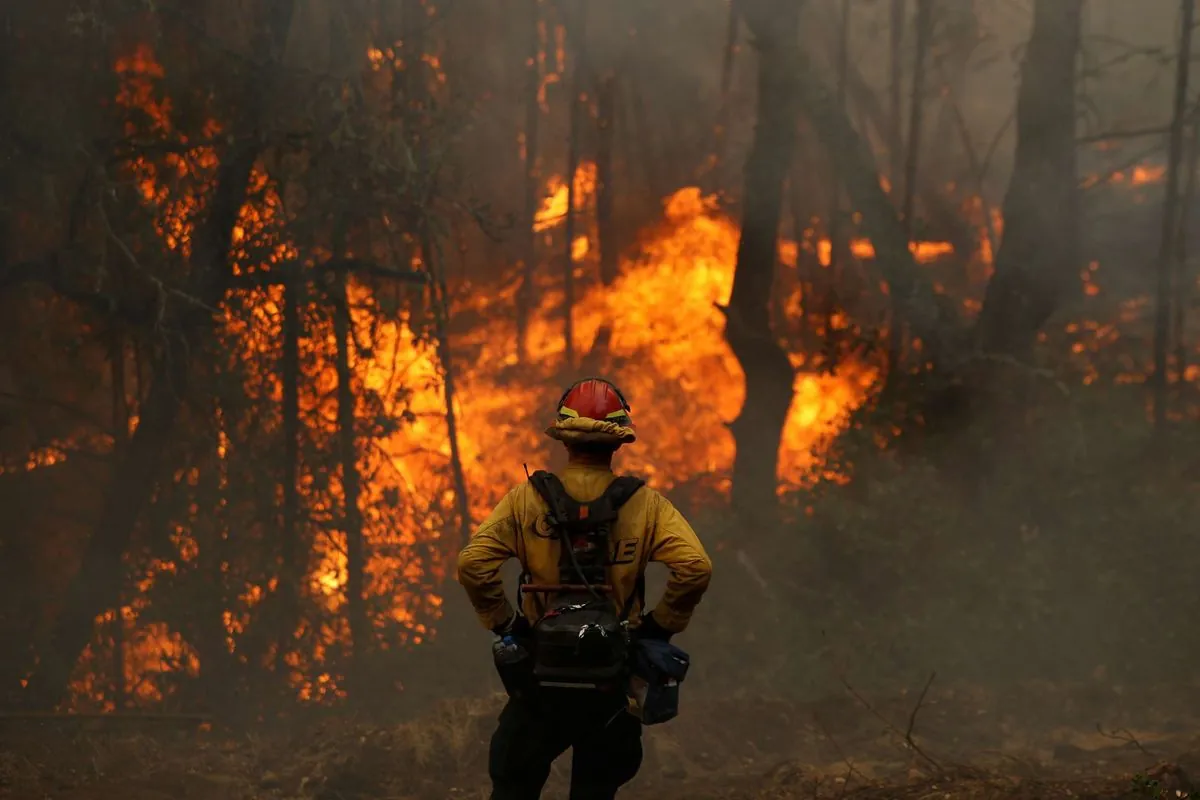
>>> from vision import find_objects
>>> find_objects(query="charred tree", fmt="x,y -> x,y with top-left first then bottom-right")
193,398 -> 238,712
819,20 -> 977,259
977,0 -> 1083,358
422,230 -> 472,547
888,0 -> 907,186
562,0 -> 587,368
711,0 -> 741,183
579,72 -> 619,371
1172,115 -> 1200,385
0,5 -> 10,270
724,0 -> 803,520
596,73 -> 618,287
827,0 -> 851,276
517,0 -> 542,364
884,0 -> 933,383
278,264 -> 303,654
813,0 -> 853,374
901,0 -> 932,234
627,83 -> 667,211
329,263 -> 369,672
794,57 -> 946,360
1152,0 -> 1195,427
107,328 -> 128,710
419,225 -> 483,686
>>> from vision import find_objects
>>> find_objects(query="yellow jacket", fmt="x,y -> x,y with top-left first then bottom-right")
456,462 -> 713,634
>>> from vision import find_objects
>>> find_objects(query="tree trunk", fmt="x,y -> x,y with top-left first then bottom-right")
107,328 -> 128,710
794,53 -> 947,360
562,0 -> 586,369
0,5 -> 10,269
627,82 -> 666,208
888,0 -> 907,187
977,0 -> 1083,358
827,0 -> 851,270
901,0 -> 932,235
331,269 -> 369,673
820,0 -> 852,372
596,73 -> 618,287
940,74 -> 999,260
194,399 -> 237,714
725,0 -> 802,521
822,22 -> 977,258
419,226 -> 483,686
1151,0 -> 1195,427
278,265 -> 303,657
710,0 -> 741,186
422,230 -> 471,547
517,0 -> 542,364
1172,117 -> 1200,385
886,0 -> 932,382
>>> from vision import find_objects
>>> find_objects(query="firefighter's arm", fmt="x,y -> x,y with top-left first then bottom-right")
646,492 -> 713,633
456,486 -> 523,631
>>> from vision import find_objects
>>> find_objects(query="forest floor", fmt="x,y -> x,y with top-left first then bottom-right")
2,682 -> 1199,799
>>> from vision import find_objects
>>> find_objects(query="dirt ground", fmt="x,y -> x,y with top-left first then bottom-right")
3,683 -> 1199,799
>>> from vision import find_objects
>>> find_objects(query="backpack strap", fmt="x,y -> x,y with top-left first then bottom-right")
600,475 -> 646,511
527,472 -> 645,529
529,470 -> 600,588
528,470 -> 576,528
529,471 -> 648,615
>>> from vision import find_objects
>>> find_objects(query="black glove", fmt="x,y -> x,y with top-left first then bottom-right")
636,612 -> 674,643
492,611 -> 532,640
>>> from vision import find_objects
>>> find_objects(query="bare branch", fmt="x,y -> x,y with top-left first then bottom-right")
1096,723 -> 1155,758
229,259 -> 431,290
96,199 -> 220,320
1079,125 -> 1171,144
839,673 -> 943,772
905,671 -> 937,751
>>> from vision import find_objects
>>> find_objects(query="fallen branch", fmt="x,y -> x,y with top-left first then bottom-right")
1078,124 -> 1171,144
905,671 -> 937,751
1096,723 -> 1154,758
230,259 -> 431,289
839,672 -> 942,772
812,711 -> 868,796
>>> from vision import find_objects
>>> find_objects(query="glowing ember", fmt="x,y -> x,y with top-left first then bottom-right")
1132,165 -> 1165,185
815,237 -> 955,266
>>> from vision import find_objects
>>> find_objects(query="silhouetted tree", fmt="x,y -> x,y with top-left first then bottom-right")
977,0 -> 1083,358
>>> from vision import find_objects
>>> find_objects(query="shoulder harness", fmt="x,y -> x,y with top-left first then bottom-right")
526,470 -> 646,612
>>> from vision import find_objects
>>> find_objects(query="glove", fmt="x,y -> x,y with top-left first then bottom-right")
636,612 -> 674,643
492,611 -> 532,641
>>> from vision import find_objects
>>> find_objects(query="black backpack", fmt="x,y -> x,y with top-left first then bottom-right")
523,470 -> 645,689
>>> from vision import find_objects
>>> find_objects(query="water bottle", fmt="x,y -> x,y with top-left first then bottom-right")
492,635 -> 532,697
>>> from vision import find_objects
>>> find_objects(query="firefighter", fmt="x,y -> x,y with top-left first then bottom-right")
457,377 -> 713,800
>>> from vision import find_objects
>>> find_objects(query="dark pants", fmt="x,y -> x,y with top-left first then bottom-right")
488,688 -> 643,800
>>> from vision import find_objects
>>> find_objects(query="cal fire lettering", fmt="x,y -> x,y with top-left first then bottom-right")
610,538 -> 638,565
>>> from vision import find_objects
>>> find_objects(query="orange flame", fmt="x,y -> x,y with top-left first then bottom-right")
87,43 -> 882,706
533,162 -> 597,232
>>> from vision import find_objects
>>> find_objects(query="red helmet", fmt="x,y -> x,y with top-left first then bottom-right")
556,377 -> 633,427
